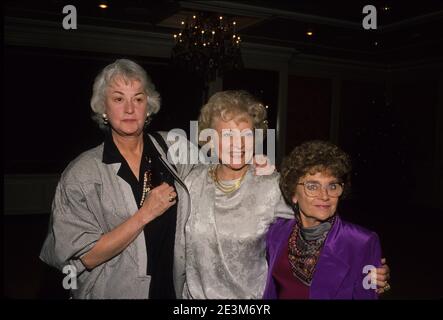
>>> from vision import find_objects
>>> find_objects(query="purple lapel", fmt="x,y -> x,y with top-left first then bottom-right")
310,216 -> 350,299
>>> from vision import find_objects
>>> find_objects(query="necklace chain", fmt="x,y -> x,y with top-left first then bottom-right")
209,165 -> 248,194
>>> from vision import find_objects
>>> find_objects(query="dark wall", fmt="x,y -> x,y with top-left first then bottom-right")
223,68 -> 279,132
339,80 -> 395,200
339,76 -> 442,298
285,75 -> 332,154
391,78 -> 442,204
4,214 -> 69,299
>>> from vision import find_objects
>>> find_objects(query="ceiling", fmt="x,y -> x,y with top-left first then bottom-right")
4,0 -> 443,64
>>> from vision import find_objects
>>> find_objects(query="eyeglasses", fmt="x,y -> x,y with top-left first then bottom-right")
297,181 -> 344,198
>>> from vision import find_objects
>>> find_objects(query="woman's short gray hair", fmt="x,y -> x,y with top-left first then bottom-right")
90,59 -> 161,128
198,90 -> 268,141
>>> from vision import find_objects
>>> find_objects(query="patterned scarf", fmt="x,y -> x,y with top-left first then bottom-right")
287,215 -> 336,286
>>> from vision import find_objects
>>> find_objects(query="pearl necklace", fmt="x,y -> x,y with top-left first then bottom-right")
139,156 -> 152,207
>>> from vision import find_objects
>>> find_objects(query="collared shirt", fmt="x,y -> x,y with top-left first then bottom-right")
102,130 -> 177,299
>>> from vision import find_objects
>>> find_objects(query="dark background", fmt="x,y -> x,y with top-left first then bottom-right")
3,0 -> 443,299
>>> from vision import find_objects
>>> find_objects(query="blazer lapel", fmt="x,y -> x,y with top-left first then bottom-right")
148,133 -> 189,192
310,216 -> 350,299
266,219 -> 295,282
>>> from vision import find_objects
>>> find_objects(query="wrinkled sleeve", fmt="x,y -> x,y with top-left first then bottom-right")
40,181 -> 103,275
273,194 -> 295,219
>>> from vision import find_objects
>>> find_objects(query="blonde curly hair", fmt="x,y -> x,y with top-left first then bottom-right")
198,90 -> 268,143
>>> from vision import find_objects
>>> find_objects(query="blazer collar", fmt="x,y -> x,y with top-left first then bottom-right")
147,133 -> 188,193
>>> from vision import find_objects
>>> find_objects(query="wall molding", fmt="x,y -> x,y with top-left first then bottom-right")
180,1 -> 443,32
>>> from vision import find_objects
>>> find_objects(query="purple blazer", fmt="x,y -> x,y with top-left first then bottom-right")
263,215 -> 381,299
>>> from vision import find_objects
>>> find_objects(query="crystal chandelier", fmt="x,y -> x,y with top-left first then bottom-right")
171,13 -> 243,85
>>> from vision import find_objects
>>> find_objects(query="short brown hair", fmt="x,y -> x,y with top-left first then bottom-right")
279,140 -> 352,203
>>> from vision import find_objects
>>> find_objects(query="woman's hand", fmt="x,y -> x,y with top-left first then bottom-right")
253,154 -> 276,176
80,183 -> 177,271
138,182 -> 177,224
376,258 -> 391,294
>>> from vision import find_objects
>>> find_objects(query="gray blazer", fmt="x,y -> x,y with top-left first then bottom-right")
40,132 -> 193,299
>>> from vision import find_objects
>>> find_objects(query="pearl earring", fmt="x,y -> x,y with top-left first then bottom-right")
102,113 -> 108,125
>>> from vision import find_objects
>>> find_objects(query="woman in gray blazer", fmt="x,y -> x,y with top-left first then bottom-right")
40,59 -> 193,299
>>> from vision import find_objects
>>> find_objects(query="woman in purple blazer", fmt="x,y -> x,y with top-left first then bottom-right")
264,140 -> 389,299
